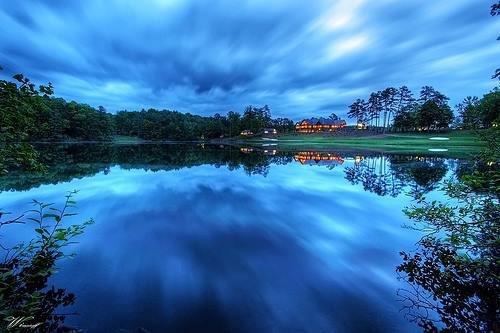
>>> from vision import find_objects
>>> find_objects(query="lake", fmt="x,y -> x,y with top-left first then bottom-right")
0,144 -> 466,332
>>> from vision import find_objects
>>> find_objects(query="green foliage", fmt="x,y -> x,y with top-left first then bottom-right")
393,105 -> 419,132
456,96 -> 480,129
417,100 -> 453,130
455,91 -> 500,129
348,85 -> 456,132
114,104 -> 294,141
397,127 -> 499,332
0,71 -> 114,142
241,105 -> 271,133
349,84 -> 495,133
475,89 -> 500,128
0,74 -> 36,142
347,99 -> 366,124
0,143 -> 45,175
1,69 -> 296,145
345,155 -> 449,197
0,70 -> 115,174
0,191 -> 93,332
462,127 -> 500,194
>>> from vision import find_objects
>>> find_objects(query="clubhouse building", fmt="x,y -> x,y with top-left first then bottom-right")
295,117 -> 346,133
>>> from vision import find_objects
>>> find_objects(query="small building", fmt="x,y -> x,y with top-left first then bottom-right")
356,121 -> 367,130
240,130 -> 254,136
262,128 -> 278,136
295,117 -> 346,133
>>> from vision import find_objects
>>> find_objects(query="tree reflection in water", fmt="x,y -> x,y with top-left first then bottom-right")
390,156 -> 448,196
396,139 -> 499,332
342,150 -> 499,332
345,155 -> 403,196
2,143 -> 494,332
0,144 -> 460,194
344,155 -> 449,197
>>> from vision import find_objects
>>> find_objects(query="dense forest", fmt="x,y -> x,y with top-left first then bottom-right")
115,106 -> 295,141
1,66 -> 498,155
0,69 -> 294,143
0,71 -> 115,142
347,85 -> 499,132
1,67 -> 498,146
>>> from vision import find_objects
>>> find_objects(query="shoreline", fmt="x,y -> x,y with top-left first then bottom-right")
7,130 -> 483,158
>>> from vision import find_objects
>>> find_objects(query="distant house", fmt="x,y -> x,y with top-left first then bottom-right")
295,117 -> 346,133
240,130 -> 254,136
356,121 -> 367,130
262,128 -> 278,137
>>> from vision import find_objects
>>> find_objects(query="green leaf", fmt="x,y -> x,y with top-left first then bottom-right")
63,213 -> 78,217
34,228 -> 46,235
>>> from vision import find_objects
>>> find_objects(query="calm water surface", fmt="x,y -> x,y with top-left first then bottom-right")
0,144 -> 464,332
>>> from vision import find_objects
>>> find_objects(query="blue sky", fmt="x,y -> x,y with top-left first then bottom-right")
0,0 -> 498,120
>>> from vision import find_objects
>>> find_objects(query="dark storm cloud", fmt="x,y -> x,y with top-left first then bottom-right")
0,0 -> 498,120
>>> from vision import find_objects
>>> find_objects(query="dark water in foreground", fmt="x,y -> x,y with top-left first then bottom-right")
0,144 -> 468,332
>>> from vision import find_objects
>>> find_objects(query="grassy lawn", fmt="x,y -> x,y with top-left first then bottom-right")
241,130 -> 484,156
112,131 -> 483,157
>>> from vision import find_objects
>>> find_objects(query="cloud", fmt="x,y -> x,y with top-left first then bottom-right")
0,0 -> 498,120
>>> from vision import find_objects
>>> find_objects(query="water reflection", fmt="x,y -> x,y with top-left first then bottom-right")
390,157 -> 448,195
0,144 -> 478,332
395,152 -> 499,333
397,237 -> 499,333
0,143 -> 463,194
345,155 -> 450,197
345,155 -> 403,197
294,151 -> 344,168
0,192 -> 92,332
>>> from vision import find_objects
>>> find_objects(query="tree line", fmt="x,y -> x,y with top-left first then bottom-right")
455,91 -> 500,129
2,68 -> 498,144
347,85 -> 499,132
0,71 -> 115,142
115,105 -> 294,141
0,70 -> 294,143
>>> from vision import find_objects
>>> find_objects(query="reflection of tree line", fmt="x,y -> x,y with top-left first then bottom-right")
0,144 -> 466,193
396,169 -> 499,332
0,144 -> 299,191
396,130 -> 499,332
345,155 -> 450,196
343,146 -> 498,332
2,142 -> 494,332
342,145 -> 499,332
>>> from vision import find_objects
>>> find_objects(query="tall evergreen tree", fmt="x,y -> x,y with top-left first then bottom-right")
381,87 -> 397,132
348,99 -> 367,125
456,96 -> 480,128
